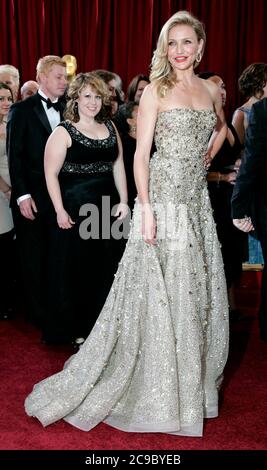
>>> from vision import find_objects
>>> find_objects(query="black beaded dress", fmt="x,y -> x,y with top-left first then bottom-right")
207,124 -> 244,287
44,120 -> 121,343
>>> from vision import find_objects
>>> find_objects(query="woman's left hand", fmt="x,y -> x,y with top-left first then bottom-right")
114,202 -> 129,220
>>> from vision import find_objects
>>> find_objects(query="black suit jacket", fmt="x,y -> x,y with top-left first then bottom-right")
7,93 -> 65,213
231,98 -> 267,237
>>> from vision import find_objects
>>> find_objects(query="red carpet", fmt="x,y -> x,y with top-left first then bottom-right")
1,272 -> 267,450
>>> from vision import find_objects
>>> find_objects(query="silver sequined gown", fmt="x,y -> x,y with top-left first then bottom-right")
25,109 -> 229,437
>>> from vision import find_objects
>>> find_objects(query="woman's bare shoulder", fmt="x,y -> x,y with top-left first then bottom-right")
141,83 -> 157,100
139,83 -> 159,112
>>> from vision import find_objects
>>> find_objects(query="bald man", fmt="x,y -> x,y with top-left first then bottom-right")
20,80 -> 39,100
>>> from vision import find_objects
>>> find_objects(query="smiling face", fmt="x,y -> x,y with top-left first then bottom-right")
167,24 -> 203,71
0,87 -> 13,119
77,84 -> 102,118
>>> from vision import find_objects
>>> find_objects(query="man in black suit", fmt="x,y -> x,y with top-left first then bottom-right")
232,98 -> 267,343
7,55 -> 67,342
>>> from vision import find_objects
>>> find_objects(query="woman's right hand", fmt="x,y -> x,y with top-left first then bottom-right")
57,208 -> 75,229
141,204 -> 157,245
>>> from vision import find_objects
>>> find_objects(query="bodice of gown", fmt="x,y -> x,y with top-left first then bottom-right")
149,108 -> 216,209
57,120 -> 119,219
59,120 -> 118,174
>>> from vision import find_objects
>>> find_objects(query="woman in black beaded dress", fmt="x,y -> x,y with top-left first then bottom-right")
199,72 -> 244,317
43,73 -> 128,345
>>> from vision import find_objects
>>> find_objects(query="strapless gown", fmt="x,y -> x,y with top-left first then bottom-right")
25,109 -> 229,437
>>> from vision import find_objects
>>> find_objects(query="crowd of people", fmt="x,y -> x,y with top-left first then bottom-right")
0,10 -> 266,437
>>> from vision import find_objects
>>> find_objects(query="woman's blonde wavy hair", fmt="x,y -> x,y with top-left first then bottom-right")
150,11 -> 206,97
64,72 -> 112,123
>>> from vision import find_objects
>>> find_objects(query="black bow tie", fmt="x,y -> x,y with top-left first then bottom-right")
40,95 -> 61,112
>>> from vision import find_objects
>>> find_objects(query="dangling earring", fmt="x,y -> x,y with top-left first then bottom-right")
195,52 -> 202,63
129,125 -> 137,134
74,101 -> 78,114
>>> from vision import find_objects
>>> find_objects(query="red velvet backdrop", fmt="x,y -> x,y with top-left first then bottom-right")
1,0 -> 267,115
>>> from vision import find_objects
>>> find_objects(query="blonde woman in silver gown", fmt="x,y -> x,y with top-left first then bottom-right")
25,11 -> 229,437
